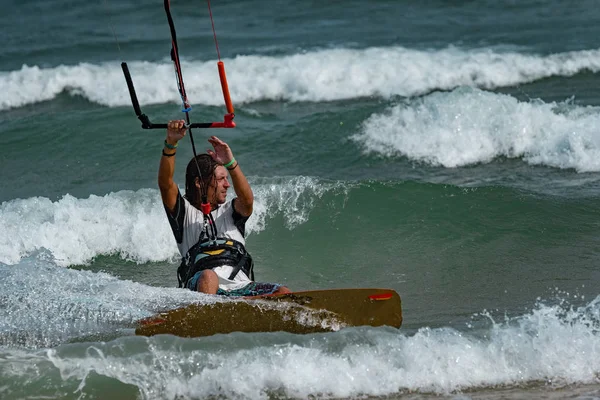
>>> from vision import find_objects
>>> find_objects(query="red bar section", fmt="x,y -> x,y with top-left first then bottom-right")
218,61 -> 234,114
208,113 -> 236,128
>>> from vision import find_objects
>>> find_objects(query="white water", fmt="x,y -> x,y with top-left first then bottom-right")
0,177 -> 347,267
3,46 -> 600,110
353,87 -> 600,172
0,293 -> 598,399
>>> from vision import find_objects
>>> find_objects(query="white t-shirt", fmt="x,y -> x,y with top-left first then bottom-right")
166,191 -> 251,290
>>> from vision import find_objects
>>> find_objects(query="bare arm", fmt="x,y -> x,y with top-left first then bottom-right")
158,120 -> 187,212
207,136 -> 253,217
228,161 -> 253,217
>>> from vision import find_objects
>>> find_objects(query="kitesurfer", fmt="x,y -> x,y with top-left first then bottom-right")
159,119 -> 291,297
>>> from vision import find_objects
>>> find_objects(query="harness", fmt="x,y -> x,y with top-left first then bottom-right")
177,237 -> 254,288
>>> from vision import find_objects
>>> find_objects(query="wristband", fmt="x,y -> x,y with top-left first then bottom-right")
162,150 -> 176,157
223,158 -> 236,168
164,140 -> 178,149
227,162 -> 239,171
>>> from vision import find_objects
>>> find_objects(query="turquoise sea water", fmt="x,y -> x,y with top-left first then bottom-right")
2,0 -> 600,399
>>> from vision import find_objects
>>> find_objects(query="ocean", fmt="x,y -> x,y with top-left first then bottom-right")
1,0 -> 600,398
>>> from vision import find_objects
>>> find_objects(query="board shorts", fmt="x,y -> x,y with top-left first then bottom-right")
187,272 -> 281,297
216,282 -> 282,297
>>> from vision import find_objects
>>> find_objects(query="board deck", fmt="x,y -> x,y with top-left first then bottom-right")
136,288 -> 402,337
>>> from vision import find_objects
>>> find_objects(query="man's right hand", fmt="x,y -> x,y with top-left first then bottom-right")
166,120 -> 187,145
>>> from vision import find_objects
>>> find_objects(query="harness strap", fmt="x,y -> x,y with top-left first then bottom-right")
227,253 -> 254,281
179,238 -> 253,288
177,260 -> 186,288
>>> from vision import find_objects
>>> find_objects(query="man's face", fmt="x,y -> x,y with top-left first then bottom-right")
207,165 -> 230,205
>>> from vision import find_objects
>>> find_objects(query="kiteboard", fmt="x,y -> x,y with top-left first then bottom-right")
136,288 -> 402,337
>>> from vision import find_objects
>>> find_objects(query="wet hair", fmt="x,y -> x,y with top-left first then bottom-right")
184,154 -> 218,207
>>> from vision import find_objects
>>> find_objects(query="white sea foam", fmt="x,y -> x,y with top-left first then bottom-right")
0,257 -> 204,348
0,189 -> 175,267
3,46 -> 600,110
352,87 -> 600,172
0,177 -> 344,267
21,294 -> 599,398
0,255 -> 598,397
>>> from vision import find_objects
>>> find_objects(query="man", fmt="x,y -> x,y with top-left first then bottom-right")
158,119 -> 291,297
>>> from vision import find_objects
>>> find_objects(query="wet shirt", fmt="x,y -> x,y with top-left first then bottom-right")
165,191 -> 251,290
